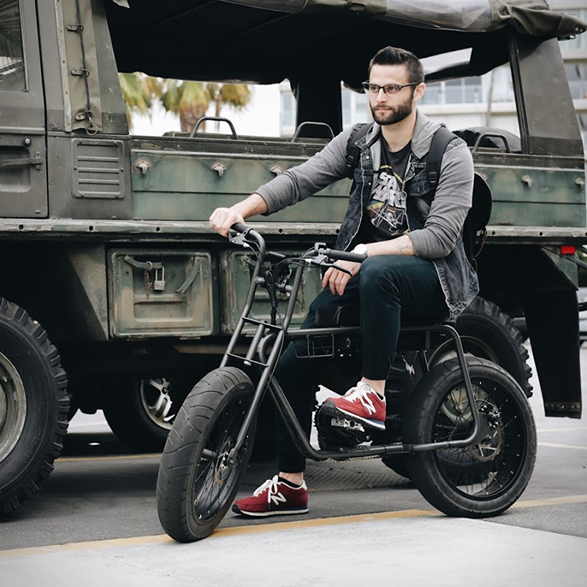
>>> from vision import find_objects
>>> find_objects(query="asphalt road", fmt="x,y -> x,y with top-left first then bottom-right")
1,345 -> 586,586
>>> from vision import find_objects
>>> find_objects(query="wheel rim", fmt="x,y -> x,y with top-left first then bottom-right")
432,377 -> 527,500
193,394 -> 251,522
0,351 -> 27,462
139,378 -> 175,431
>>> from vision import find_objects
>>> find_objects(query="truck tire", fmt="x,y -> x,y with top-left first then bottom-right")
381,296 -> 532,479
0,298 -> 69,514
157,367 -> 255,542
428,297 -> 532,396
404,358 -> 536,517
103,377 -> 190,452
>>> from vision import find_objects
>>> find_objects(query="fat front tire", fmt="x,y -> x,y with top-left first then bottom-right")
0,299 -> 69,514
404,358 -> 536,518
157,367 -> 255,542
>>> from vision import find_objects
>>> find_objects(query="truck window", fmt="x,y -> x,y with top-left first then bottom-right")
0,0 -> 26,92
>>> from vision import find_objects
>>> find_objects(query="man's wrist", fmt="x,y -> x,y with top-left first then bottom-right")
353,243 -> 369,257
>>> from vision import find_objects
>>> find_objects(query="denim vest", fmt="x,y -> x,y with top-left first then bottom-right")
334,129 -> 479,319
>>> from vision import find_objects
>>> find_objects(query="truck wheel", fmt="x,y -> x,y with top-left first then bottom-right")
0,298 -> 69,514
103,377 -> 190,452
404,358 -> 536,517
157,367 -> 255,542
428,297 -> 533,396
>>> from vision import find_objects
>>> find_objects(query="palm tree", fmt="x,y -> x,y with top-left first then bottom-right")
159,80 -> 252,133
119,74 -> 253,133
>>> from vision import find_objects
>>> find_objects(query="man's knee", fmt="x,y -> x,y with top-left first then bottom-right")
359,256 -> 402,296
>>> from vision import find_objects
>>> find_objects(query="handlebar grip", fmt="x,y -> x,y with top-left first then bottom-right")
324,248 -> 367,263
230,222 -> 249,234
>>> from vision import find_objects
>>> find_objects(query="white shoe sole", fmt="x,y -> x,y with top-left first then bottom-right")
232,506 -> 309,518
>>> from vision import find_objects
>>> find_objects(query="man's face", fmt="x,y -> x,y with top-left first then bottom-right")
368,64 -> 424,126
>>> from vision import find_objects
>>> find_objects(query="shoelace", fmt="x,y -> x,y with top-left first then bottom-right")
343,384 -> 383,415
253,475 -> 282,503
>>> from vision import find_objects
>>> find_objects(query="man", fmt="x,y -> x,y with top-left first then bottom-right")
209,46 -> 478,517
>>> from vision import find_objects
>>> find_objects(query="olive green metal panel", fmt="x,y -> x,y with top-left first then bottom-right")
220,249 -> 323,334
131,150 -> 351,222
109,249 -> 216,338
477,165 -> 586,228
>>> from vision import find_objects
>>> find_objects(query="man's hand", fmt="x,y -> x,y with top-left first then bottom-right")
209,207 -> 245,237
209,193 -> 268,237
322,260 -> 361,295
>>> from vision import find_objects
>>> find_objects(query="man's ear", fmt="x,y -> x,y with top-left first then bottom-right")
414,83 -> 426,103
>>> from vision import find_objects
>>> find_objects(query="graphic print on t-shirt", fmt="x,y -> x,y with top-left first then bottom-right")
366,164 -> 407,239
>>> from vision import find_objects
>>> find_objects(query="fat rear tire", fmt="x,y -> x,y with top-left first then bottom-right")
157,367 -> 255,542
404,358 -> 536,517
0,298 -> 69,514
381,297 -> 532,479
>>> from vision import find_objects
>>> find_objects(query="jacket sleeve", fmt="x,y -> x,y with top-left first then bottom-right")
408,140 -> 474,259
255,127 -> 355,215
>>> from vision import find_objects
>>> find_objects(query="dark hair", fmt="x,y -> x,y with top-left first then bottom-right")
369,46 -> 424,84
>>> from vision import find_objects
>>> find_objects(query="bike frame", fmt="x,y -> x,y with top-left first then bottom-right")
221,227 -> 484,465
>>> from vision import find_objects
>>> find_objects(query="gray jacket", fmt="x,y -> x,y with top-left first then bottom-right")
256,111 -> 479,318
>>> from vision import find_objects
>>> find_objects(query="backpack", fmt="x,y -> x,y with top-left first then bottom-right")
344,123 -> 491,265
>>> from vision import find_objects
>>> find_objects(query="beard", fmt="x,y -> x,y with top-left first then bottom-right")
370,96 -> 413,126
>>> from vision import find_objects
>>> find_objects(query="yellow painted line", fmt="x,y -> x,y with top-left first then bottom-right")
211,508 -> 437,537
537,442 -> 587,451
0,534 -> 173,559
2,495 -> 587,559
512,495 -> 587,509
0,509 -> 437,559
57,453 -> 161,464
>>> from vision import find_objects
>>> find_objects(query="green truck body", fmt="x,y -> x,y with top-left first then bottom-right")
0,0 -> 586,512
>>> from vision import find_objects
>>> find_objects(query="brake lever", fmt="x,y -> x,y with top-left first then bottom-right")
228,231 -> 251,248
308,254 -> 353,277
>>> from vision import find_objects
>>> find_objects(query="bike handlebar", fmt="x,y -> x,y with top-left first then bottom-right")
320,247 -> 367,264
229,224 -> 367,265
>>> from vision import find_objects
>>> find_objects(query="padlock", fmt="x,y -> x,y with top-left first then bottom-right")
154,266 -> 166,291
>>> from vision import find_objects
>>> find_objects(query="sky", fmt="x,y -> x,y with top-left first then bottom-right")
131,84 -> 282,138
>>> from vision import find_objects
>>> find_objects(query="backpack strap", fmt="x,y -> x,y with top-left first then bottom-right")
344,122 -> 373,179
426,125 -> 458,187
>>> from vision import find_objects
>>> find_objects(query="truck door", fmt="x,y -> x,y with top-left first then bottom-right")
0,0 -> 47,218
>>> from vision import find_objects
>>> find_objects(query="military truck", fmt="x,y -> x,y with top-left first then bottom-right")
0,0 -> 585,514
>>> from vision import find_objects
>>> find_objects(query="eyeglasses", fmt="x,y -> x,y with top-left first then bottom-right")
362,81 -> 420,96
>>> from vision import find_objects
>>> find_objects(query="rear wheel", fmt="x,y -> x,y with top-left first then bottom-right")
157,367 -> 255,542
404,358 -> 536,517
381,296 -> 532,478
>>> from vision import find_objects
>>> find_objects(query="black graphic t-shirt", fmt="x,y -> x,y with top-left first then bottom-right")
365,139 -> 411,242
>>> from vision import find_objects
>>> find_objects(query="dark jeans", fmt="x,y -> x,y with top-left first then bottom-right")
274,254 -> 449,473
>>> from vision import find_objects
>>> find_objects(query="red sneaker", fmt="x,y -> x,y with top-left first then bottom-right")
232,476 -> 309,517
323,382 -> 386,430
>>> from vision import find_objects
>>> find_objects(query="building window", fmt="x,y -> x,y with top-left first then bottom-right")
566,63 -> 587,100
559,9 -> 587,51
0,0 -> 26,92
420,76 -> 483,105
281,91 -> 296,129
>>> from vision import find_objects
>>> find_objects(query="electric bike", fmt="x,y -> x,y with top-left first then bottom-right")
156,224 -> 537,542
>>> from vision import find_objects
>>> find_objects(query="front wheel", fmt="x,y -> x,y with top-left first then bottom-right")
156,367 -> 255,542
404,358 -> 536,518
